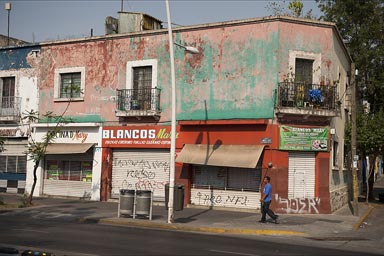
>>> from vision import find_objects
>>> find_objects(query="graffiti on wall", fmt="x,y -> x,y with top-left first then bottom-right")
330,187 -> 348,212
275,194 -> 321,214
113,158 -> 169,192
194,191 -> 249,207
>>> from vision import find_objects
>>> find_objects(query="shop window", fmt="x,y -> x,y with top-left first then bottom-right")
45,160 -> 93,182
192,165 -> 261,192
0,155 -> 27,173
54,67 -> 85,101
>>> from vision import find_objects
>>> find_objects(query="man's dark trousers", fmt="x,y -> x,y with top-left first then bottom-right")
261,201 -> 277,221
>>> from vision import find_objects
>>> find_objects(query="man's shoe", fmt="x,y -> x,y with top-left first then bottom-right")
274,215 -> 279,224
258,220 -> 266,223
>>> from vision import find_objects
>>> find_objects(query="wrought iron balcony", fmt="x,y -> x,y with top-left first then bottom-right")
115,88 -> 161,118
0,96 -> 21,123
275,82 -> 340,118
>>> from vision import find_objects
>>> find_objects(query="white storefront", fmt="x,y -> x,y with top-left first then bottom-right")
102,126 -> 173,202
26,123 -> 102,201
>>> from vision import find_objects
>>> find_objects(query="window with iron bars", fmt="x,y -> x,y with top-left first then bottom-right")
131,66 -> 152,110
0,155 -> 27,173
1,77 -> 15,108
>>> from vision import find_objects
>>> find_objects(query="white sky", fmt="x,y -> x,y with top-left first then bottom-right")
0,0 -> 321,43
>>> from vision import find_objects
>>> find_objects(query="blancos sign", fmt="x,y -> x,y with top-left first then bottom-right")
102,126 -> 179,148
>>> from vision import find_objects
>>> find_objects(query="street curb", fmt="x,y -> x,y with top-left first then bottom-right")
353,204 -> 375,231
98,218 -> 307,237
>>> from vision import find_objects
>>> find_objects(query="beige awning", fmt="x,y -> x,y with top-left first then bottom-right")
45,143 -> 94,154
176,144 -> 265,168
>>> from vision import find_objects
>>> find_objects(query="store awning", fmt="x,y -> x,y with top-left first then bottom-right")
45,143 -> 94,154
176,144 -> 265,168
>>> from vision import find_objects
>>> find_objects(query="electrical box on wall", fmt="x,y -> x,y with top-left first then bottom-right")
330,128 -> 336,135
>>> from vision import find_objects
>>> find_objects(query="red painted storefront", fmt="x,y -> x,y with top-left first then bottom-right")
100,121 -> 332,214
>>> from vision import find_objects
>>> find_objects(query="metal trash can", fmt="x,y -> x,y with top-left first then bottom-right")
165,184 -> 185,211
119,189 -> 135,216
135,190 -> 152,215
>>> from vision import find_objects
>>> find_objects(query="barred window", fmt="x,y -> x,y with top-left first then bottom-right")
0,155 -> 27,173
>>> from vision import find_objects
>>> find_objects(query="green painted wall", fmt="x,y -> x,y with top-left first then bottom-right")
172,30 -> 279,121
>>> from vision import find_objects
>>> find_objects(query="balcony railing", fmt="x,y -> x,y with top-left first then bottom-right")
116,88 -> 161,117
0,96 -> 21,122
277,82 -> 338,109
276,82 -> 340,118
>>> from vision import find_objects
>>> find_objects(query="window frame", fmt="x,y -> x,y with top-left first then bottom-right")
126,59 -> 157,90
288,50 -> 321,84
54,67 -> 85,102
45,159 -> 93,182
0,155 -> 27,173
333,140 -> 339,168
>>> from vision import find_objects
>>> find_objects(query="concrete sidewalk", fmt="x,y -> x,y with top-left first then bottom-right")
0,192 -> 375,238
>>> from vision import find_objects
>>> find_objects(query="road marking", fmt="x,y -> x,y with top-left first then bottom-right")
209,249 -> 259,256
12,229 -> 49,233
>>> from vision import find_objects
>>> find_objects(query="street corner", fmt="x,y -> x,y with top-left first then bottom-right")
353,204 -> 377,231
353,204 -> 375,231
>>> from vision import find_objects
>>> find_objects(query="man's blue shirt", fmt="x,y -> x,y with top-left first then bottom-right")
263,183 -> 272,202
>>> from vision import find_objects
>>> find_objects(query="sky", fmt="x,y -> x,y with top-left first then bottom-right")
0,0 -> 321,43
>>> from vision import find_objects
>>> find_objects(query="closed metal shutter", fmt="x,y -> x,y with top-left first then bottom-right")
288,152 -> 315,198
227,167 -> 261,192
112,149 -> 170,201
0,140 -> 27,156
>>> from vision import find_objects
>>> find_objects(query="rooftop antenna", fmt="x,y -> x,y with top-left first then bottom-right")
5,2 -> 11,46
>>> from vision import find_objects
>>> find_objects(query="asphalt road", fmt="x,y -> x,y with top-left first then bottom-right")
0,209 -> 382,256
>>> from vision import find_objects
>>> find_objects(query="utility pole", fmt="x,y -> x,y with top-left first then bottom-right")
5,3 -> 11,46
351,62 -> 359,216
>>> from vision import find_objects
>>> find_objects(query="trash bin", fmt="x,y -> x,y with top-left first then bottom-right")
135,190 -> 152,215
119,189 -> 135,216
165,184 -> 184,211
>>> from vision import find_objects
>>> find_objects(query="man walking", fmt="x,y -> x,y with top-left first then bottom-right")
259,176 -> 278,224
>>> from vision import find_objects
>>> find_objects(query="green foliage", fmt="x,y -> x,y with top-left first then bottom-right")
288,0 -> 304,17
266,0 -> 318,19
316,0 -> 384,113
346,108 -> 384,157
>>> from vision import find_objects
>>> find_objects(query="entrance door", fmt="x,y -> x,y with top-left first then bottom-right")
288,152 -> 315,198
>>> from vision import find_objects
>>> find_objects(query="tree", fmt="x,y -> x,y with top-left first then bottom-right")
23,84 -> 79,205
266,0 -> 318,19
346,108 -> 384,200
316,0 -> 384,113
23,110 -> 72,205
317,0 -> 384,200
